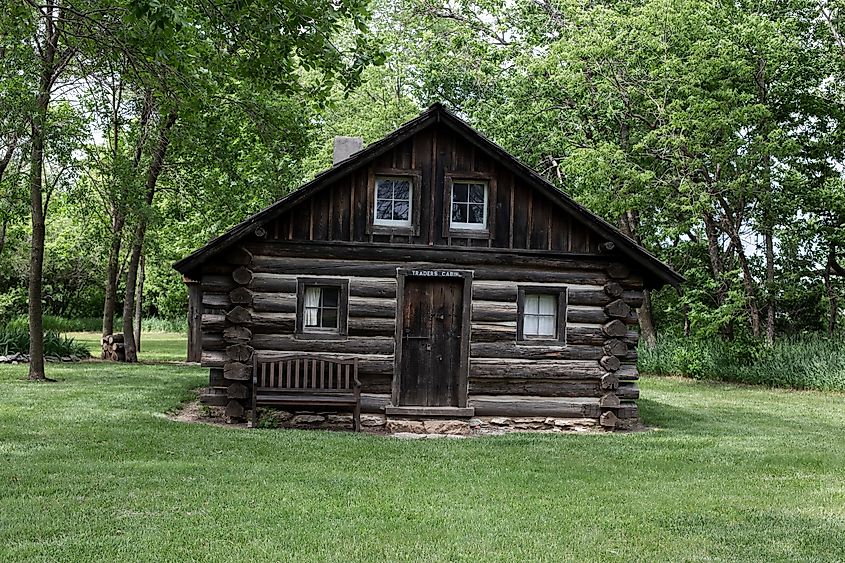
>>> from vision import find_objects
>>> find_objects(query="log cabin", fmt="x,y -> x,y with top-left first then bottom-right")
174,103 -> 683,430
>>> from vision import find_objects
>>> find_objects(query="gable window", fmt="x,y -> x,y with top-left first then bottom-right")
296,278 -> 349,340
450,181 -> 487,230
374,176 -> 412,227
517,286 -> 568,344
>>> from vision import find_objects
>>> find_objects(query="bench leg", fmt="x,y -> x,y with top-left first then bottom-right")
353,402 -> 361,432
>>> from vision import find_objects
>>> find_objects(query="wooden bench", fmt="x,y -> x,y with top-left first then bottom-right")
252,355 -> 361,431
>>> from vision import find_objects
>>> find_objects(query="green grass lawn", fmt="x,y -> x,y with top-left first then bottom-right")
2,334 -> 844,562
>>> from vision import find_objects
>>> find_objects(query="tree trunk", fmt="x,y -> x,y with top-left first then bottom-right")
0,218 -> 7,258
101,219 -> 123,338
134,252 -> 144,353
826,248 -> 840,336
639,289 -> 657,349
28,3 -> 61,381
764,230 -> 775,343
122,109 -> 177,362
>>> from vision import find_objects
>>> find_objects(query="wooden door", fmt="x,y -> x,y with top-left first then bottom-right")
399,277 -> 464,406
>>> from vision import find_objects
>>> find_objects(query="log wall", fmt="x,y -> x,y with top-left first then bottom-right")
198,242 -> 642,429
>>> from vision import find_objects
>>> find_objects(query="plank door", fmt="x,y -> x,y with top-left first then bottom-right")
399,278 -> 465,406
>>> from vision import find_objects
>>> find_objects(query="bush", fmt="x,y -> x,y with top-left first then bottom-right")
0,328 -> 91,358
639,334 -> 845,392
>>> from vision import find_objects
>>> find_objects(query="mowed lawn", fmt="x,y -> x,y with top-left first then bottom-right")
1,334 -> 844,562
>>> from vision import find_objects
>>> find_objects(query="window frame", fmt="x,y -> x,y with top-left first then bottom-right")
295,278 -> 349,340
367,168 -> 422,236
516,286 -> 568,345
444,174 -> 496,239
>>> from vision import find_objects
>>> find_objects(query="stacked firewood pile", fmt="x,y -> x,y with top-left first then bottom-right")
101,334 -> 126,361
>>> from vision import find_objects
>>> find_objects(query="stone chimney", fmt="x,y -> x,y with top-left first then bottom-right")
333,136 -> 364,165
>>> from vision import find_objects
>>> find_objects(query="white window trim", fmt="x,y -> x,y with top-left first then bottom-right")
373,175 -> 413,228
450,180 -> 488,231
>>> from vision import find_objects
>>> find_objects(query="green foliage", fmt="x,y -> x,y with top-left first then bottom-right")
0,328 -> 90,358
639,334 -> 845,391
4,315 -> 186,334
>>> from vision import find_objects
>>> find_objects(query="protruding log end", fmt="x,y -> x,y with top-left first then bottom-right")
229,287 -> 254,306
226,343 -> 254,363
232,266 -> 253,286
604,281 -> 623,298
227,382 -> 249,399
606,263 -> 630,280
600,410 -> 618,429
225,306 -> 252,325
604,299 -> 632,319
225,400 -> 245,419
226,247 -> 253,266
223,326 -> 252,345
598,241 -> 616,253
603,339 -> 628,357
602,319 -> 627,337
600,373 -> 620,390
600,393 -> 620,408
599,355 -> 621,372
223,361 -> 251,381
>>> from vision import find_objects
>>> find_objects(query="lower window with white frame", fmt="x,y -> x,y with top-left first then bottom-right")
517,286 -> 567,343
296,278 -> 349,339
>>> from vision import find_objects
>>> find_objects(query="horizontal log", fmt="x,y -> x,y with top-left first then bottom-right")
233,266 -> 253,285
201,350 -> 225,368
225,400 -> 245,419
468,395 -> 601,418
226,344 -> 253,362
250,273 -> 396,298
606,263 -> 630,279
600,372 -> 619,390
604,299 -> 632,319
202,275 -> 235,293
600,393 -> 620,407
600,410 -> 618,428
229,287 -> 253,306
224,362 -> 251,381
249,256 -> 624,286
202,293 -> 229,308
469,379 -> 604,397
599,355 -> 621,371
470,359 -> 604,379
603,339 -> 627,357
246,241 -> 617,273
602,320 -> 627,337
223,326 -> 252,344
604,282 -> 623,298
202,314 -> 226,332
226,306 -> 252,325
227,382 -> 249,399
252,292 -> 397,318
470,342 -> 604,360
251,334 -> 395,355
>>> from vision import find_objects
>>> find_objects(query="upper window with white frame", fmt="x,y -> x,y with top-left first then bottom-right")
450,181 -> 487,230
374,176 -> 412,227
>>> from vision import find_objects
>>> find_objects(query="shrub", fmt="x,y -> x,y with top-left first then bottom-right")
0,328 -> 91,358
639,334 -> 845,392
4,315 -> 187,334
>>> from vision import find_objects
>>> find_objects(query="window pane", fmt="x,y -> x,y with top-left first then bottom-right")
321,287 -> 339,308
452,203 -> 467,223
393,201 -> 409,220
377,180 -> 392,200
468,204 -> 485,224
469,183 -> 485,203
538,314 -> 556,337
376,201 -> 392,220
453,182 -> 468,203
538,294 -> 556,315
393,180 -> 410,200
525,295 -> 539,314
321,307 -> 338,328
524,315 -> 539,336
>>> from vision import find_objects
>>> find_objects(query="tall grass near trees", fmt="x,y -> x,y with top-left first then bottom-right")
639,334 -> 845,392
3,315 -> 187,334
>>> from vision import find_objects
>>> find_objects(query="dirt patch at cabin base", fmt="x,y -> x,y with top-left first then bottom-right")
168,395 -> 644,436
